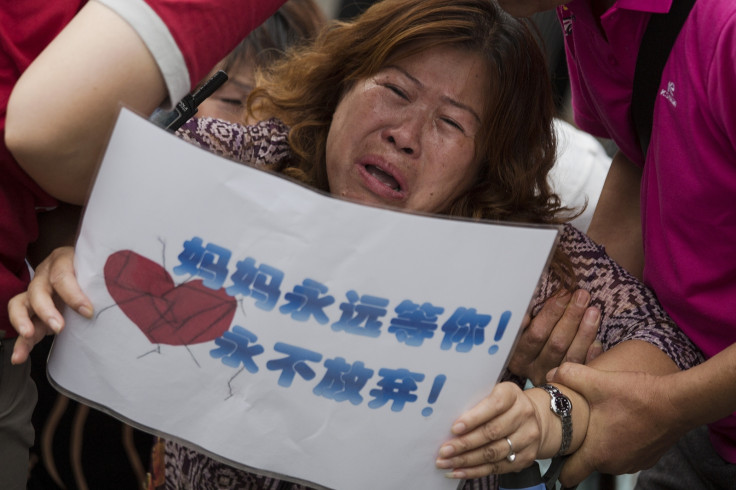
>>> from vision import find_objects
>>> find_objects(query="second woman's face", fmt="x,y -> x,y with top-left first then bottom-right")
197,61 -> 256,123
325,45 -> 488,214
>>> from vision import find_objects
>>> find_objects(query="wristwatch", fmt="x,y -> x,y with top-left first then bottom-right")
541,384 -> 572,456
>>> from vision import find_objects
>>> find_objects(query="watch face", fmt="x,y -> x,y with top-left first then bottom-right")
553,396 -> 572,415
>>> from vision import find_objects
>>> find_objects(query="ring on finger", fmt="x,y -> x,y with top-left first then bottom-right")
505,437 -> 516,463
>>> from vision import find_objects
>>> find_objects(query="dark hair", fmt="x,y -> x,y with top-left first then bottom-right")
250,0 -> 575,286
220,0 -> 326,74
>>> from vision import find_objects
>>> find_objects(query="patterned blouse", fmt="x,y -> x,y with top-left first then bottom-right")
147,117 -> 705,490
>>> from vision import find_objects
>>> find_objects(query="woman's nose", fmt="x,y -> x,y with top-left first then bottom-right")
387,135 -> 413,155
382,114 -> 422,157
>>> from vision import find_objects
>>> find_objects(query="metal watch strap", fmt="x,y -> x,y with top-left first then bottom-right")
541,384 -> 572,456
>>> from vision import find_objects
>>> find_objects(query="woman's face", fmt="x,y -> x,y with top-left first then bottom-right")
197,61 -> 256,123
325,45 -> 488,214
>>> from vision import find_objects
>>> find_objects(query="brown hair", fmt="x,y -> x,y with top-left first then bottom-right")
249,0 -> 575,287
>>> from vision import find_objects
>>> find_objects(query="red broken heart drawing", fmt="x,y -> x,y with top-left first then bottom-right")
104,250 -> 236,346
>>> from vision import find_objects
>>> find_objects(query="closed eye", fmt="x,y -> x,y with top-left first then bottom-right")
385,84 -> 410,101
441,117 -> 465,134
218,98 -> 244,107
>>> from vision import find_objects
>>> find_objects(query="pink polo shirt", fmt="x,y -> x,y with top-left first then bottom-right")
560,0 -> 736,463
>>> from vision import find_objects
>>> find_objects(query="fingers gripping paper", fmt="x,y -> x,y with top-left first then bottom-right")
48,108 -> 559,490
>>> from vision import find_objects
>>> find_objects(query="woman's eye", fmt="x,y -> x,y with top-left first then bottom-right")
385,84 -> 409,100
219,98 -> 244,107
441,117 -> 465,133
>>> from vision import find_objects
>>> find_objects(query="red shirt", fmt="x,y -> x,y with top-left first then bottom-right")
1,0 -> 287,339
0,0 -> 84,339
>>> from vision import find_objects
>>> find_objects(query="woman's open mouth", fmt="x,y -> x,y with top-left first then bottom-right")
365,164 -> 401,191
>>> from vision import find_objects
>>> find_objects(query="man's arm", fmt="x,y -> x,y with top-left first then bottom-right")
666,344 -> 736,429
436,338 -> 679,479
586,150 -> 644,279
669,343 -> 736,426
549,343 -> 736,485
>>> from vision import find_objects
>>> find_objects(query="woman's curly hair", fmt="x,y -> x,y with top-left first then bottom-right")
248,0 -> 576,287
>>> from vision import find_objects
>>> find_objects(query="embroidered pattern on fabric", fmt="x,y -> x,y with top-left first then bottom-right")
176,117 -> 291,169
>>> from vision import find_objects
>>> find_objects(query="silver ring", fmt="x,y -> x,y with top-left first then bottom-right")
505,437 -> 516,463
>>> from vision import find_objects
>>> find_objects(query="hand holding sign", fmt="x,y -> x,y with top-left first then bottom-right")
45,109 -> 559,490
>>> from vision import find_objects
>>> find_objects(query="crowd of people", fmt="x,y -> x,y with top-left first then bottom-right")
1,0 -> 734,489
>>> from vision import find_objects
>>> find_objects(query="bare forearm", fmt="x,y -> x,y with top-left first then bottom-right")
546,339 -> 720,484
584,340 -> 736,429
666,343 -> 736,428
540,340 -> 678,457
5,2 -> 167,205
433,340 -> 680,477
586,151 -> 644,279
588,339 -> 679,374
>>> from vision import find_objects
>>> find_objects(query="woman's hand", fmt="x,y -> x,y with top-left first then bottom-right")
8,246 -> 92,364
435,382 -> 545,479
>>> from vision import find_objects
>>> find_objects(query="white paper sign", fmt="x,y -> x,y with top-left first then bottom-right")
48,108 -> 560,490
